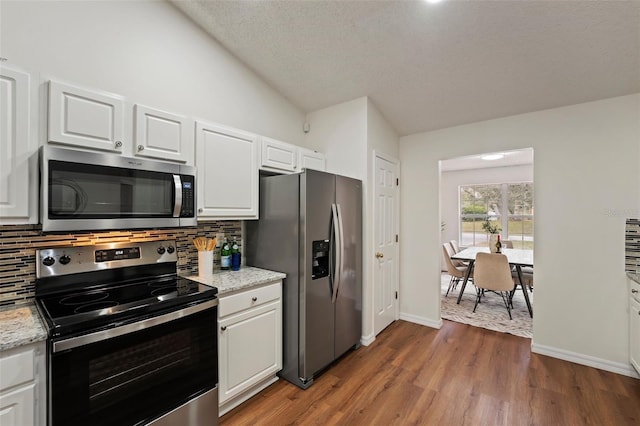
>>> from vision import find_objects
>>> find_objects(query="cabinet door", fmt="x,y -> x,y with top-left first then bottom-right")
218,300 -> 282,404
631,297 -> 640,374
260,137 -> 297,173
133,104 -> 193,164
48,80 -> 125,152
0,384 -> 35,426
0,65 -> 38,224
196,121 -> 258,219
298,147 -> 326,172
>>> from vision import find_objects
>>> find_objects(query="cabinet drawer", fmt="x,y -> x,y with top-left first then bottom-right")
0,349 -> 34,391
219,282 -> 281,317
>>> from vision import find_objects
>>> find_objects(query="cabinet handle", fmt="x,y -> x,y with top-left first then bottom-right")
252,297 -> 258,302
632,289 -> 638,294
137,145 -> 144,151
220,326 -> 227,331
198,208 -> 204,213
114,140 -> 122,148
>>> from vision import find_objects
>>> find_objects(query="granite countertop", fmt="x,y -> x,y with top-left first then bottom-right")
185,266 -> 286,295
0,303 -> 48,352
628,272 -> 640,284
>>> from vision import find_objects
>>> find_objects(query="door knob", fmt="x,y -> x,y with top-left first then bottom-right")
375,252 -> 384,259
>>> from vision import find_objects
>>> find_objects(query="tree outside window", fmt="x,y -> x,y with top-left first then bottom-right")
460,182 -> 533,249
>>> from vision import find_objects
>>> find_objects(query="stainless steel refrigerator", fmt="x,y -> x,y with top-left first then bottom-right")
246,169 -> 362,389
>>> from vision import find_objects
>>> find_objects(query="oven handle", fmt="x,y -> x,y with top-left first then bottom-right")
53,299 -> 217,353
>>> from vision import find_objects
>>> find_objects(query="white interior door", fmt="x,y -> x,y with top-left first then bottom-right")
374,152 -> 399,335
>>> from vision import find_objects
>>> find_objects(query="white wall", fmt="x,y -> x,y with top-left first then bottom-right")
304,97 -> 367,180
0,0 -> 304,144
400,94 -> 640,376
441,164 -> 534,251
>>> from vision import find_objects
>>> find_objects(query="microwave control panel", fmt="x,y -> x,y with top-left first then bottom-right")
180,176 -> 195,217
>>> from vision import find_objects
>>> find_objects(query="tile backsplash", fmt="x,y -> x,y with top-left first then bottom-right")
626,218 -> 640,274
0,221 -> 241,307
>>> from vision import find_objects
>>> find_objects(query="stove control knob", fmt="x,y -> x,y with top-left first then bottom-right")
42,256 -> 55,266
59,255 -> 71,265
157,246 -> 166,255
167,245 -> 175,254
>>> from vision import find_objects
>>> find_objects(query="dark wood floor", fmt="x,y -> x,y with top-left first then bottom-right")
221,320 -> 640,425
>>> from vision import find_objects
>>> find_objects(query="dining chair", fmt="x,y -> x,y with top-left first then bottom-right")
442,243 -> 469,297
501,240 -> 514,249
448,240 -> 468,267
473,252 -> 513,319
513,266 -> 534,292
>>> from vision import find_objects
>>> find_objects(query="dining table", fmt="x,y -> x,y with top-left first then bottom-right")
451,246 -> 534,317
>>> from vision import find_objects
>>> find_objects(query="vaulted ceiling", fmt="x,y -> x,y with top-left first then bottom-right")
172,0 -> 640,137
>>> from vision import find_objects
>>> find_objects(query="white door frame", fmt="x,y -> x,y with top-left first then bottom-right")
372,150 -> 400,336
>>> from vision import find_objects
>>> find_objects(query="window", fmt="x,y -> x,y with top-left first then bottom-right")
459,182 -> 533,249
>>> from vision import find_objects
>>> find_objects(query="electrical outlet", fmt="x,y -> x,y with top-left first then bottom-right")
215,233 -> 224,247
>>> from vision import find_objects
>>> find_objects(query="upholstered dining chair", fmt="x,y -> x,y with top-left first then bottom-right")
473,252 -> 514,319
448,240 -> 468,267
513,266 -> 534,292
442,243 -> 469,297
501,240 -> 514,249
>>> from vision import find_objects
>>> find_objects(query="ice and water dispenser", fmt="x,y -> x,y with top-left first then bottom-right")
311,240 -> 330,280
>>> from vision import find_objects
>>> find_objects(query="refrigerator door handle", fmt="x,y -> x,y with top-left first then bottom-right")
331,203 -> 341,303
333,203 -> 345,303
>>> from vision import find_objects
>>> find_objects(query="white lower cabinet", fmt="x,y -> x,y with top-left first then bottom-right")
0,342 -> 46,426
218,281 -> 282,415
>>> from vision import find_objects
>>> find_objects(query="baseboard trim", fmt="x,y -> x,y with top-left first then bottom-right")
399,312 -> 442,329
531,342 -> 640,379
360,333 -> 375,346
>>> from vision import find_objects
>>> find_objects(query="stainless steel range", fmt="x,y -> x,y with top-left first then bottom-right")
35,240 -> 218,426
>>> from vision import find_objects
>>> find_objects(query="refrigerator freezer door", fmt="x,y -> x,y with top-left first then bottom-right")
299,170 -> 336,381
334,175 -> 363,358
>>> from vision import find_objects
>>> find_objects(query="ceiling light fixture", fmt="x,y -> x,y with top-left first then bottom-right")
425,0 -> 444,4
481,154 -> 505,161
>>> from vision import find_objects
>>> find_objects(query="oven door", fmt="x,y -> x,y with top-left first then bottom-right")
49,301 -> 217,426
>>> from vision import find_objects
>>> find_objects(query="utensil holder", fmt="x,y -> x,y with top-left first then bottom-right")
198,251 -> 214,278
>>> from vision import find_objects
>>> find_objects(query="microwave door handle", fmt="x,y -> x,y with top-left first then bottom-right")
173,175 -> 182,217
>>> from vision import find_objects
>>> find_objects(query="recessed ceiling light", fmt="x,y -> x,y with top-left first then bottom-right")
481,154 -> 505,161
425,0 -> 444,4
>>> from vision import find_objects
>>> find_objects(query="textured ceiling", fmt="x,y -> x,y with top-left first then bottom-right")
171,0 -> 640,136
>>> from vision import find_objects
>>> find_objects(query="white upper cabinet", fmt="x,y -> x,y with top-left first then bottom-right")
48,80 -> 125,153
259,137 -> 325,174
260,137 -> 297,173
0,65 -> 38,224
298,147 -> 326,172
134,104 -> 193,164
196,121 -> 258,219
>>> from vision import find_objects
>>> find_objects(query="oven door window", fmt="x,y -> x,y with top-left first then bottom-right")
51,307 -> 217,426
49,160 -> 175,218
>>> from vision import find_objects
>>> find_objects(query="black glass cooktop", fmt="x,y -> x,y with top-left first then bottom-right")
37,276 -> 217,338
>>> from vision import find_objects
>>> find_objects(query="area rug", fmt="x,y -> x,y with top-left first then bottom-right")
440,273 -> 533,338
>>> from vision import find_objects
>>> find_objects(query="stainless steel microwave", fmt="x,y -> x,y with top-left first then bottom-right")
40,146 -> 197,232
